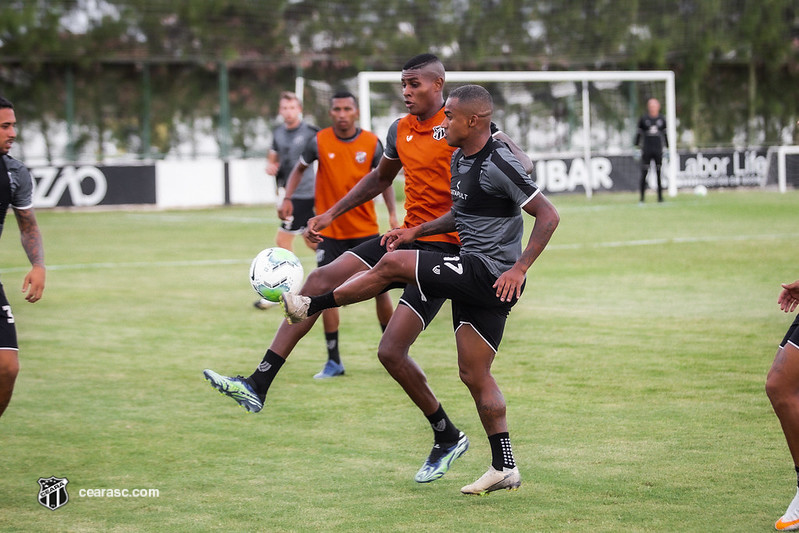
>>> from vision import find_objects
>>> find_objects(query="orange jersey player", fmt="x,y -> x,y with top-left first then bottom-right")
278,91 -> 396,379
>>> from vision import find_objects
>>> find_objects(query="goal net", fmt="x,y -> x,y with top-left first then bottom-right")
357,70 -> 677,198
765,146 -> 799,192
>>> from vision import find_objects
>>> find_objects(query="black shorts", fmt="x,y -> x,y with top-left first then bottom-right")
346,236 -> 461,329
642,150 -> 663,167
316,235 -> 378,267
780,314 -> 799,350
0,283 -> 18,350
415,252 -> 522,353
280,198 -> 315,233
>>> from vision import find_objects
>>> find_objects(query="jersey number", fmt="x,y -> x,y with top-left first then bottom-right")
2,305 -> 14,324
443,257 -> 463,275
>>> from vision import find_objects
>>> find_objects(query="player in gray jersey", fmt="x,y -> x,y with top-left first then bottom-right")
281,84 -> 559,495
0,96 -> 46,419
267,92 -> 318,249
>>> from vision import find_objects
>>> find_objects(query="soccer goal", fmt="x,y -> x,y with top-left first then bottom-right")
358,70 -> 677,198
775,145 -> 799,193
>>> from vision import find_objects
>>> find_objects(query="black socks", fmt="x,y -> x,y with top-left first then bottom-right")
247,349 -> 285,399
426,404 -> 461,444
308,292 -> 338,316
325,331 -> 340,364
488,432 -> 516,470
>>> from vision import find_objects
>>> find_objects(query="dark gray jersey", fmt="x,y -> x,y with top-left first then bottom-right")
271,121 -> 318,198
0,155 -> 34,240
450,139 -> 539,278
635,114 -> 668,153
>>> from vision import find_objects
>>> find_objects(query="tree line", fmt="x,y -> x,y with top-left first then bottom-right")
0,0 -> 796,161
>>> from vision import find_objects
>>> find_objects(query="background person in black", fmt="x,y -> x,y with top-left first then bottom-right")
0,96 -> 46,419
634,97 -> 669,203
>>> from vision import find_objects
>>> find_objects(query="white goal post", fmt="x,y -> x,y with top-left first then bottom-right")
776,145 -> 799,193
358,70 -> 677,198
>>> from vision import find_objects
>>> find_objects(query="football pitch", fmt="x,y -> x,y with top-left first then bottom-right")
0,189 -> 796,532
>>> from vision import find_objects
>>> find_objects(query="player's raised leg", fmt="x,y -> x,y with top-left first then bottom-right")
455,325 -> 520,495
767,341 -> 799,530
282,249 -> 417,322
204,252 -> 369,411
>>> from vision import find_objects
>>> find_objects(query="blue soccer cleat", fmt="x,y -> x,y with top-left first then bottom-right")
313,360 -> 345,379
203,369 -> 263,413
414,431 -> 469,483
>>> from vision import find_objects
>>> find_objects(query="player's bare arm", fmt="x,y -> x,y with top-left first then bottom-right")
305,156 -> 403,243
494,131 -> 533,176
278,160 -> 309,220
778,280 -> 799,313
381,211 -> 456,252
380,184 -> 399,229
14,207 -> 45,303
494,193 -> 559,302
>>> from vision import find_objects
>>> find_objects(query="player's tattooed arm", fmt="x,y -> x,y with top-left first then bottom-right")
14,207 -> 45,302
15,208 -> 44,267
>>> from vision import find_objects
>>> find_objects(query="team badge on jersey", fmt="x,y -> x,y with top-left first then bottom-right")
432,125 -> 446,141
355,151 -> 367,164
327,153 -> 336,159
37,476 -> 69,511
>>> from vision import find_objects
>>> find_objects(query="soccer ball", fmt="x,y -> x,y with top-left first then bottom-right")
249,247 -> 304,302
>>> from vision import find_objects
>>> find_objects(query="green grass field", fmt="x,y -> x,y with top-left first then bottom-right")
0,189 -> 796,532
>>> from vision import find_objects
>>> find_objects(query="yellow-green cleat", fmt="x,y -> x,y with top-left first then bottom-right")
414,432 -> 469,483
203,369 -> 263,413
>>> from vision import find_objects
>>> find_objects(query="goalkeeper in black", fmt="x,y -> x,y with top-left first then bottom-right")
634,97 -> 668,203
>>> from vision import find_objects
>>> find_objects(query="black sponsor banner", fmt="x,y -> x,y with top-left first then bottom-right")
30,164 -> 156,207
675,149 -> 767,188
533,149 -> 769,194
534,155 -> 637,194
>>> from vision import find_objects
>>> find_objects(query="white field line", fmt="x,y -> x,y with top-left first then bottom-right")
0,258 -> 250,274
0,233 -> 790,275
548,233 -> 792,251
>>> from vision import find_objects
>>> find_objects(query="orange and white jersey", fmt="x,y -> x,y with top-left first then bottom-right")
301,127 -> 383,240
384,107 -> 459,245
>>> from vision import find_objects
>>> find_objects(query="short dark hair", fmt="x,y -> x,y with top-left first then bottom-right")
403,53 -> 441,71
0,96 -> 14,110
448,84 -> 493,113
331,90 -> 358,107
